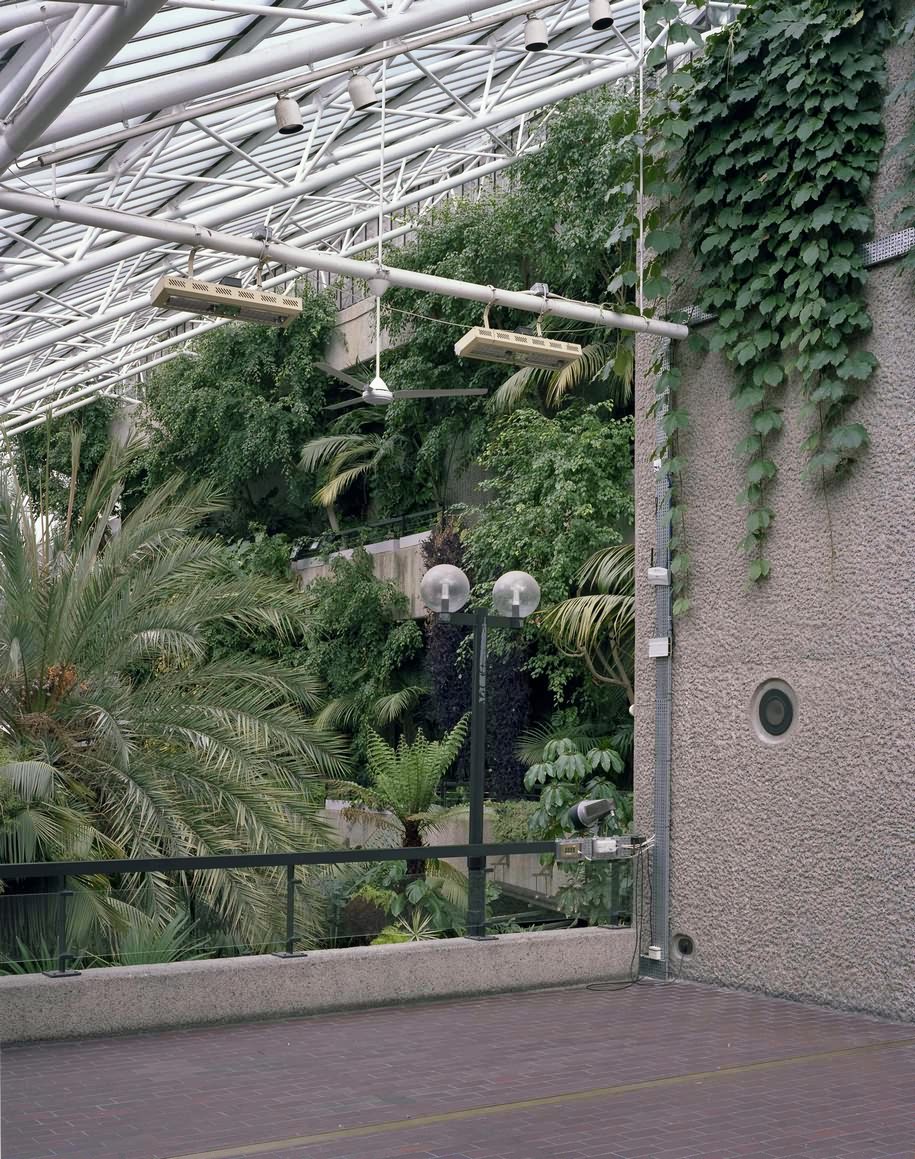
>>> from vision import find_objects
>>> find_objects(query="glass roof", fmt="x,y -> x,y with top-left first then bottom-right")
0,0 -> 723,432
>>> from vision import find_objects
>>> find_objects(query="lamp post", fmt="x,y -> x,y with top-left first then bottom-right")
420,564 -> 540,939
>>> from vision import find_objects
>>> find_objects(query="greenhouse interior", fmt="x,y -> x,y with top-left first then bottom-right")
0,2 -> 912,1158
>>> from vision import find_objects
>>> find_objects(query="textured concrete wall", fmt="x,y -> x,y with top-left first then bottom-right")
0,927 -> 634,1043
633,36 -> 915,1021
293,531 -> 431,618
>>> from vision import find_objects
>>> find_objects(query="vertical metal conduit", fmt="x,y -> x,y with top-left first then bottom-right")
651,339 -> 673,977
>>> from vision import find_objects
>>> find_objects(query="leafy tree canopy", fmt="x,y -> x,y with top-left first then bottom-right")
138,287 -> 336,537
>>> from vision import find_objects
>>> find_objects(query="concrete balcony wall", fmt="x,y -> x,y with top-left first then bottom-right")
293,530 -> 431,619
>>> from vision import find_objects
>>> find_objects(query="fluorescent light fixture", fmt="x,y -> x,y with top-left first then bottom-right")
454,326 -> 582,370
150,275 -> 302,328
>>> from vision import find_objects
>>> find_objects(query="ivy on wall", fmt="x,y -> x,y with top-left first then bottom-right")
650,0 -> 892,583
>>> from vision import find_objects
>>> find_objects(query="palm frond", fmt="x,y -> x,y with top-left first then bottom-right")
488,366 -> 549,414
372,685 -> 427,726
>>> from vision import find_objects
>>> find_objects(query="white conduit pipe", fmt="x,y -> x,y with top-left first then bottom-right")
0,189 -> 690,340
32,0 -> 545,149
0,153 -> 518,372
0,45 -> 706,310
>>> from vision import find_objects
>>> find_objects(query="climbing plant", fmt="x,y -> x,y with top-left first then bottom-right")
652,0 -> 892,582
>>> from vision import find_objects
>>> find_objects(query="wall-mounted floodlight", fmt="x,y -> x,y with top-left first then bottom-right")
524,14 -> 549,51
491,570 -> 540,618
589,0 -> 614,30
420,564 -> 471,614
348,71 -> 376,111
274,94 -> 303,135
366,267 -> 389,297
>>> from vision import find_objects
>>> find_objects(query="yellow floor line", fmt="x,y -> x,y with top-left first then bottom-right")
166,1036 -> 915,1159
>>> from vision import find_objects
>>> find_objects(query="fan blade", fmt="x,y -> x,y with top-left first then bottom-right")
392,389 -> 489,399
324,397 -> 365,411
316,361 -> 366,391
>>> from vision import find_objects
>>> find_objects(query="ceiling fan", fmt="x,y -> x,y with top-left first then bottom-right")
318,363 -> 488,410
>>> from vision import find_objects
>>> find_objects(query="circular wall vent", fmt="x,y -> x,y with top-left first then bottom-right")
750,679 -> 797,744
671,933 -> 694,961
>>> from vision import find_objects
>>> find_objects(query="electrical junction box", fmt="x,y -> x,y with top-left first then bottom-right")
647,945 -> 662,961
555,835 -> 642,863
151,275 -> 302,327
647,567 -> 670,586
454,326 -> 582,370
648,636 -> 670,658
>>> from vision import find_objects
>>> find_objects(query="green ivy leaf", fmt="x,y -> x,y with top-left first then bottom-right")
645,228 -> 682,255
828,423 -> 868,451
751,410 -> 783,436
746,507 -> 772,533
746,458 -> 777,484
747,558 -> 771,583
672,596 -> 691,617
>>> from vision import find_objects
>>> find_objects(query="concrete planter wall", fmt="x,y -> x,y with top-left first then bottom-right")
0,927 -> 635,1044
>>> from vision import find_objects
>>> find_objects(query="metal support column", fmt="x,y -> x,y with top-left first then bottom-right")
466,608 -> 491,939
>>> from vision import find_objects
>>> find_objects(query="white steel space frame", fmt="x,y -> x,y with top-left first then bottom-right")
0,0 -> 729,432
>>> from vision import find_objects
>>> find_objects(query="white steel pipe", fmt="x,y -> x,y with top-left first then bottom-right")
33,0 -> 541,149
0,154 -> 516,371
0,0 -> 165,174
0,54 -> 672,309
0,2 -> 76,33
16,0 -> 550,172
0,325 -> 217,415
0,191 -> 689,340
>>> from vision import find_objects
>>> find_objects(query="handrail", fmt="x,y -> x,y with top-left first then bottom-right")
0,840 -> 554,881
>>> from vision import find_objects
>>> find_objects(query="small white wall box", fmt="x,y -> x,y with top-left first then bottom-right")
647,567 -> 670,586
648,636 -> 670,658
454,326 -> 582,370
151,275 -> 302,327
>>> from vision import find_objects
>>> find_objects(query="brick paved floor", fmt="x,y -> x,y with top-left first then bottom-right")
1,981 -> 913,1159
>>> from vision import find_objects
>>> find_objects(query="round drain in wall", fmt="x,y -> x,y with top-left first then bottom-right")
672,933 -> 694,960
750,679 -> 797,744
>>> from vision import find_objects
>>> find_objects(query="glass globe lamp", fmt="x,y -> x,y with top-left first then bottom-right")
492,571 -> 540,618
420,564 -> 470,613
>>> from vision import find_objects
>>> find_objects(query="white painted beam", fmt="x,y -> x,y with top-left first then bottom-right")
0,189 -> 689,341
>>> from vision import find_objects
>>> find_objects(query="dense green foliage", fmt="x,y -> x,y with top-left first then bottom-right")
523,736 -> 632,925
139,288 -> 336,538
301,550 -> 425,776
464,405 -> 633,703
0,441 -> 346,960
12,398 -> 117,523
651,0 -> 891,582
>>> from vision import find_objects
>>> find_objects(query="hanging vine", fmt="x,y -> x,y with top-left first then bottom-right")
650,0 -> 892,583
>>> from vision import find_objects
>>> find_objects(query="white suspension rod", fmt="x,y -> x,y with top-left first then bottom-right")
0,2 -> 76,34
0,190 -> 690,339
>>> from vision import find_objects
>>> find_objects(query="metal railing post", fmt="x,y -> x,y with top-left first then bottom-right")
43,875 -> 80,977
272,863 -> 307,958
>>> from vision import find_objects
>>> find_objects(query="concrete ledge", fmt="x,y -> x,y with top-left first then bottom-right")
0,927 -> 634,1044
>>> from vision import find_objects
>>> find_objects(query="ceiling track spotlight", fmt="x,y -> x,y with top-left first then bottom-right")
348,71 -> 377,111
589,0 -> 614,31
524,14 -> 549,51
274,93 -> 303,136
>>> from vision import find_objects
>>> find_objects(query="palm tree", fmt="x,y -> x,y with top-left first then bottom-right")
489,332 -> 634,415
0,438 -> 347,954
338,718 -> 468,880
539,542 -> 634,704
